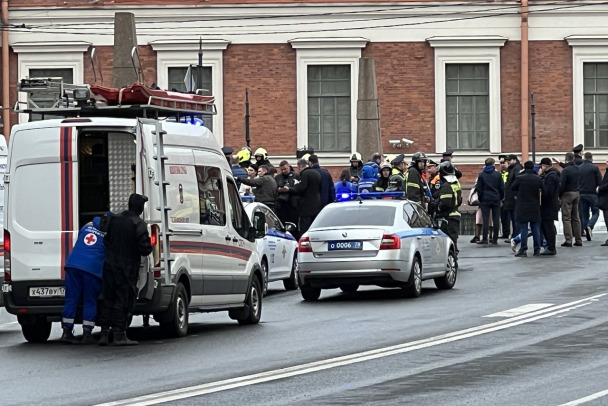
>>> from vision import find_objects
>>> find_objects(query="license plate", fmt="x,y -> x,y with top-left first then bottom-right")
328,240 -> 363,251
29,287 -> 65,298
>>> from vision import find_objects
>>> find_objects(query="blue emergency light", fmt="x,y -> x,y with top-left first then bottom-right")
241,195 -> 255,202
336,191 -> 406,201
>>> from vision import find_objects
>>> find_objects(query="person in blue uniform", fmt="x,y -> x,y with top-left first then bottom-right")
60,214 -> 111,344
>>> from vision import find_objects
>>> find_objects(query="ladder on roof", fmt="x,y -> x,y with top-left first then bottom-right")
18,77 -> 89,110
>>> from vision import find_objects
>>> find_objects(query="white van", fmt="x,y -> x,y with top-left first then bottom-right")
2,109 -> 265,342
0,135 -> 7,308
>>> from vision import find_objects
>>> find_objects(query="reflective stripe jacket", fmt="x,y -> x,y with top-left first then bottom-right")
435,180 -> 462,219
405,166 -> 425,202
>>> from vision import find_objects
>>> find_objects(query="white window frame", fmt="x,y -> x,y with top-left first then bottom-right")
428,36 -> 507,155
13,41 -> 90,124
150,39 -> 229,146
566,35 -> 608,148
289,37 -> 368,165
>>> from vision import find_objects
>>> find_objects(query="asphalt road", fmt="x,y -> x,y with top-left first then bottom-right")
1,233 -> 607,406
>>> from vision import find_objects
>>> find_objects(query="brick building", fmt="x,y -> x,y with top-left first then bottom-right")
1,0 -> 607,183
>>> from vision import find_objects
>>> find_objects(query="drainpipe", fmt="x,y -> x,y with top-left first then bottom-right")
520,0 -> 529,162
2,0 -> 9,139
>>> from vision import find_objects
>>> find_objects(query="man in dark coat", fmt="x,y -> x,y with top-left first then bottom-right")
476,157 -> 505,244
502,154 -> 523,241
99,194 -> 153,346
597,156 -> 608,246
578,152 -> 602,241
308,154 -> 335,209
238,165 -> 278,211
275,160 -> 300,227
539,158 -> 561,255
289,158 -> 322,235
511,161 -> 543,257
559,152 -> 583,247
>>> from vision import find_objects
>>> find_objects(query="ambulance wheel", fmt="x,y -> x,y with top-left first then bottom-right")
18,315 -> 52,343
283,253 -> 299,291
159,282 -> 189,338
236,276 -> 262,325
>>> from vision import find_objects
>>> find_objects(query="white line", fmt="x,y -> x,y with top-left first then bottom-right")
558,389 -> 608,405
483,303 -> 554,318
95,293 -> 607,406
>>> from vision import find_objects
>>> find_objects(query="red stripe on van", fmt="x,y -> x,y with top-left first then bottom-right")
59,127 -> 74,279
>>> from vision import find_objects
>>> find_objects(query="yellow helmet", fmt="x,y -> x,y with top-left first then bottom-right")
236,149 -> 251,163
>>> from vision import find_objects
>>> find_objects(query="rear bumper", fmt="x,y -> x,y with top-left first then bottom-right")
3,280 -> 174,319
298,259 -> 411,289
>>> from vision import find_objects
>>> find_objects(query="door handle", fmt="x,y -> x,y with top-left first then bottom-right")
225,235 -> 231,242
232,238 -> 239,243
431,236 -> 436,239
417,236 -> 422,240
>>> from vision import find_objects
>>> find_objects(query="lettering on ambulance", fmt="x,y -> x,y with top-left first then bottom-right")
60,127 -> 74,279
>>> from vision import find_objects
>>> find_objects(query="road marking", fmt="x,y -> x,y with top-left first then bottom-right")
95,293 -> 607,406
559,389 -> 608,405
0,321 -> 17,329
483,303 -> 554,318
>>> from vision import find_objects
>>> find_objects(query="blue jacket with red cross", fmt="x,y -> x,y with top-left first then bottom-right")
64,217 -> 107,279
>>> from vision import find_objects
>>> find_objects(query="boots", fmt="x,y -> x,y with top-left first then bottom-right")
98,327 -> 110,346
59,328 -> 79,344
81,328 -> 97,345
112,331 -> 138,346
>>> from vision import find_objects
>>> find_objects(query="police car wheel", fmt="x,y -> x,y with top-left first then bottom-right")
261,259 -> 269,296
434,251 -> 457,290
300,285 -> 321,302
19,315 -> 52,343
403,257 -> 422,298
283,253 -> 299,291
159,282 -> 189,338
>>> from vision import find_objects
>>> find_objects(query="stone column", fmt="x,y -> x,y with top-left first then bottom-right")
356,57 -> 382,162
112,12 -> 139,88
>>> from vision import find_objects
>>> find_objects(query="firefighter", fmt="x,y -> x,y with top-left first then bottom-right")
430,161 -> 462,264
98,193 -> 152,346
386,154 -> 407,192
406,152 -> 428,204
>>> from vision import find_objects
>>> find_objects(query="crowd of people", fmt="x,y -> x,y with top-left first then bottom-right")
469,144 -> 608,257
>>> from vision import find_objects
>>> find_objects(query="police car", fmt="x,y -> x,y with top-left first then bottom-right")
297,193 -> 457,301
243,200 -> 299,295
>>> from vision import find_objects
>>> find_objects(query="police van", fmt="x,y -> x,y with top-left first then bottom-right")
2,79 -> 265,342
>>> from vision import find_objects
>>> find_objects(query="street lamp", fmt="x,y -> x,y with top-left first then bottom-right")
530,92 -> 536,163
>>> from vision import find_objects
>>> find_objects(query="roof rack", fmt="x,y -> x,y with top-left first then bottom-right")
15,77 -> 217,121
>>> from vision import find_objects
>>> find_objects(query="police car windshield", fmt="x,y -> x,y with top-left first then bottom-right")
312,206 -> 396,228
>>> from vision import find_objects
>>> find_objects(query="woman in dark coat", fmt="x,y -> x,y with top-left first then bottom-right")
511,161 -> 544,256
598,158 -> 608,246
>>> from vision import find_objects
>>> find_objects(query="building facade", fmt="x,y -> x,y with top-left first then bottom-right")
1,0 -> 608,182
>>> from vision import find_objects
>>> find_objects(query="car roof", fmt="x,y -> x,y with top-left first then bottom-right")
325,199 -> 413,209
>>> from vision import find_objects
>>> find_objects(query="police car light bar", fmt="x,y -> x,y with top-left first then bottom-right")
336,191 -> 406,201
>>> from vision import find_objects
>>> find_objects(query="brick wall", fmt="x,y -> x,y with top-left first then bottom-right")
9,0 -> 473,6
500,41 -> 522,153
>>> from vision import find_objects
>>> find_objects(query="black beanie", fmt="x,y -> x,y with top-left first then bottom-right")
524,160 -> 534,170
128,193 -> 148,215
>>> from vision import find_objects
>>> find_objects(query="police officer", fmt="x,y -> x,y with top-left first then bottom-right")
406,152 -> 428,204
430,161 -> 462,263
98,194 -> 152,346
60,214 -> 111,344
387,153 -> 407,192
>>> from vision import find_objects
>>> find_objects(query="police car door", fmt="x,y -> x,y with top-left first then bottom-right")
403,202 -> 433,271
413,203 -> 443,271
261,206 -> 288,279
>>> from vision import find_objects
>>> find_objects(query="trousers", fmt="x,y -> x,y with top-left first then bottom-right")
98,262 -> 137,332
62,267 -> 102,330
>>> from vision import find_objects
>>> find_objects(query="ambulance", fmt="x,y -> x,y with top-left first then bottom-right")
0,136 -> 7,309
2,81 -> 265,342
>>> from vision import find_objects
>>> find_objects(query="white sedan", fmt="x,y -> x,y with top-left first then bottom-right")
244,202 -> 299,295
297,199 -> 457,301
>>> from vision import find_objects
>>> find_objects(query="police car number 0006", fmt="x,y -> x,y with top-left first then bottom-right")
328,241 -> 363,251
29,287 -> 65,298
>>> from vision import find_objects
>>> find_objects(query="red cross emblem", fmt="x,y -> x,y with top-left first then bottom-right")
84,233 -> 97,246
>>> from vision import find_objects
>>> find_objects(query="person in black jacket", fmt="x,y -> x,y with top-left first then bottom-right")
578,152 -> 602,241
309,154 -> 335,209
539,158 -> 561,255
502,154 -> 523,241
511,161 -> 543,257
275,160 -> 300,227
289,159 -> 322,235
98,193 -> 152,346
597,157 -> 608,246
559,152 -> 583,247
476,157 -> 505,244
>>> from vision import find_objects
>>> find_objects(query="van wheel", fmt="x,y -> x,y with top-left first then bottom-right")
18,315 -> 52,343
159,282 -> 189,338
236,277 -> 262,325
300,285 -> 321,302
434,251 -> 457,290
283,253 -> 299,291
402,257 -> 422,298
261,259 -> 269,296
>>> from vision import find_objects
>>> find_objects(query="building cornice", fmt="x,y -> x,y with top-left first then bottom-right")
565,35 -> 608,47
149,39 -> 230,52
427,36 -> 508,48
11,41 -> 91,53
288,37 -> 369,49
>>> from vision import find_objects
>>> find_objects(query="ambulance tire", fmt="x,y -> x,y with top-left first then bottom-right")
18,315 -> 52,343
159,282 -> 189,338
235,276 -> 262,325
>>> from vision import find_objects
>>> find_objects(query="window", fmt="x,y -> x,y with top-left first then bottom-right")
583,63 -> 608,147
313,205 -> 395,228
308,65 -> 351,152
168,66 -> 213,131
446,64 -> 489,150
28,68 -> 74,121
196,165 -> 226,226
403,203 -> 423,228
263,207 -> 281,230
227,179 -> 250,239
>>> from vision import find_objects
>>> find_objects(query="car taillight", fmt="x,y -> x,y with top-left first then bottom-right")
299,237 -> 312,253
380,234 -> 401,250
4,229 -> 10,282
150,225 -> 161,278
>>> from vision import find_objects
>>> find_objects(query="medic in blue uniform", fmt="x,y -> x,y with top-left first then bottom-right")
60,215 -> 109,344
